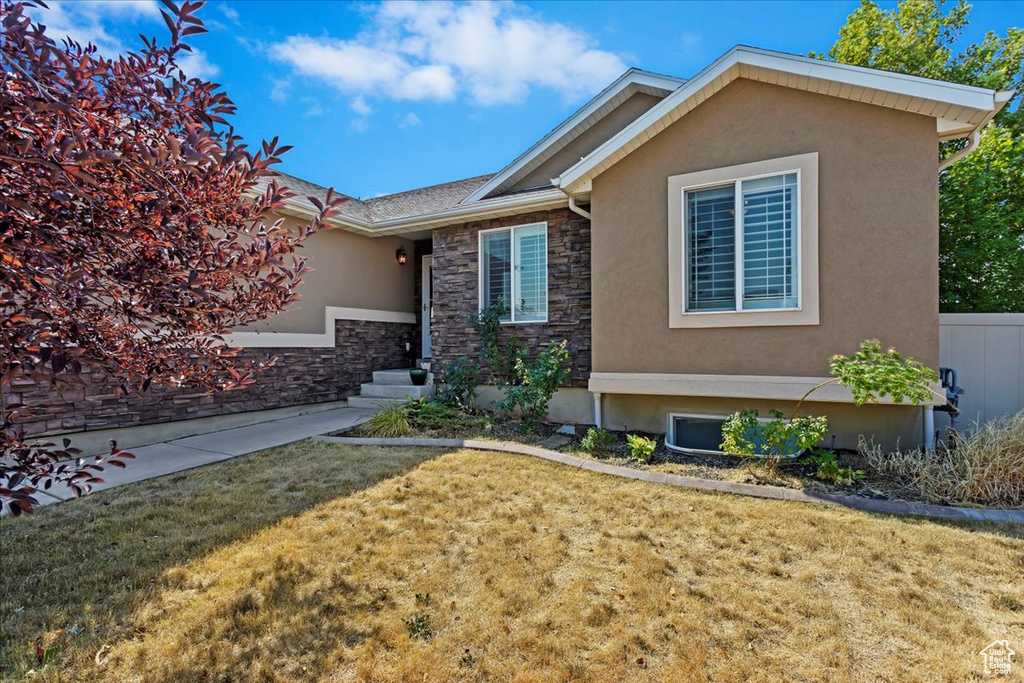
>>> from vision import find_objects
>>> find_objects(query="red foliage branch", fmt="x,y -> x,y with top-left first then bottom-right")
0,0 -> 343,513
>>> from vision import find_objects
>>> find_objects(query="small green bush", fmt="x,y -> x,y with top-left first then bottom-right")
437,356 -> 479,408
499,340 -> 571,420
626,434 -> 656,463
804,449 -> 864,485
406,398 -> 468,431
580,427 -> 616,452
357,402 -> 411,438
721,410 -> 829,472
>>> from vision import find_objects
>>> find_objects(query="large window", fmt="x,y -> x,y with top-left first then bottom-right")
667,153 -> 819,328
479,223 -> 548,323
686,172 -> 799,312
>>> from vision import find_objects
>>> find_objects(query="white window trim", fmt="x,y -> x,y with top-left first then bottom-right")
478,222 -> 549,325
668,153 -> 819,328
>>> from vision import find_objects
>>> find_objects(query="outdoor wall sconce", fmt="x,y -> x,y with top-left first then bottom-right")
395,247 -> 408,265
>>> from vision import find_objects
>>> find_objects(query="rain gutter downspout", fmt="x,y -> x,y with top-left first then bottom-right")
554,176 -> 599,424
938,90 -> 1013,172
568,195 -> 591,221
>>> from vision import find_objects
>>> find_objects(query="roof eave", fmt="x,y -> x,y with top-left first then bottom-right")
460,68 -> 685,204
556,46 -> 1006,194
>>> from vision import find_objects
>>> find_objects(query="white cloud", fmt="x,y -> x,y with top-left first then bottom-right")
304,99 -> 326,117
399,112 -> 422,128
350,96 -> 373,117
177,49 -> 220,79
219,3 -> 241,25
269,77 -> 290,103
28,0 -> 159,54
270,1 -> 626,106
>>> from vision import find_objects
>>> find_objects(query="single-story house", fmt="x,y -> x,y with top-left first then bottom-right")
14,46 -> 1010,451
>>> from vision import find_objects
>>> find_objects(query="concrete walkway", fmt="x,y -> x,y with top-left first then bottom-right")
36,406 -> 374,506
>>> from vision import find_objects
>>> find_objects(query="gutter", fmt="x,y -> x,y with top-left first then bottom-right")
938,90 -> 1013,172
268,188 -> 568,236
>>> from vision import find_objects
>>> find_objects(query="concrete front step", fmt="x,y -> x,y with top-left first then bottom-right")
359,383 -> 434,400
372,368 -> 435,385
347,396 -> 409,409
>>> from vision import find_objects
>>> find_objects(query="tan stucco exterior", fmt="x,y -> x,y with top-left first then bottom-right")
590,78 -> 940,378
243,216 -> 415,334
508,92 -> 663,193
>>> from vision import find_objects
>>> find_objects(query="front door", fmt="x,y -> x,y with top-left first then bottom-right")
421,255 -> 432,358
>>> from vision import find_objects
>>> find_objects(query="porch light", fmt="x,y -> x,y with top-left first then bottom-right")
395,247 -> 408,265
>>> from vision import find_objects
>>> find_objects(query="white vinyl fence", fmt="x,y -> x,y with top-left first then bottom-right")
939,314 -> 1024,429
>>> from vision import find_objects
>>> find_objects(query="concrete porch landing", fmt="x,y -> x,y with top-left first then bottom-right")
34,406 -> 374,507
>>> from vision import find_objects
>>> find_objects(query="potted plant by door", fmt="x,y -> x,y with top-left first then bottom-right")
409,368 -> 428,386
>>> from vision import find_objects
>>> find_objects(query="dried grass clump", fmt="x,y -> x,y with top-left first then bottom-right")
863,410 -> 1024,506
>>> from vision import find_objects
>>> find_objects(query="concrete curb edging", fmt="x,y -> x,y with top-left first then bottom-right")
313,436 -> 1024,524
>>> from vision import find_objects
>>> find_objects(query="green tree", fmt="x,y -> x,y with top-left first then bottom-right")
816,0 -> 1024,312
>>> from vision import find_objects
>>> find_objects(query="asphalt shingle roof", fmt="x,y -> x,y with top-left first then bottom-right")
257,172 -> 497,225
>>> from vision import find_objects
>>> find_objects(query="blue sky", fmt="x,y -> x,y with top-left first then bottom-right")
33,1 -> 1022,198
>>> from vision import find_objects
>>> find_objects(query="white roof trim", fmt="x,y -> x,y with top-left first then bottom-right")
461,68 -> 684,204
556,46 -> 1007,193
273,188 -> 568,236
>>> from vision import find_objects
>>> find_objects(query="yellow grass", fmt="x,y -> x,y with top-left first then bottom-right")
3,443 -> 1024,682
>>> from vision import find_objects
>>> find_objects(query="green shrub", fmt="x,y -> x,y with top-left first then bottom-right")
626,434 -> 656,463
721,410 -> 829,473
863,410 -> 1024,506
406,398 -> 469,431
499,340 -> 571,420
580,427 -> 616,452
471,301 -> 526,385
804,449 -> 864,485
357,402 -> 412,438
437,356 -> 479,408
722,339 -> 937,475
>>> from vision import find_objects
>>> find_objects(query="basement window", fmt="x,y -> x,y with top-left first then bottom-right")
665,413 -> 730,455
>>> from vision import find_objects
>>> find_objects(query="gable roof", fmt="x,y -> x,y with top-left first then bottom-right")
554,46 -> 1011,195
265,46 -> 1009,235
461,68 -> 685,203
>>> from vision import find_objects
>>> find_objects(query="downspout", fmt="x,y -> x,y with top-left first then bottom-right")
937,129 -> 981,172
568,195 -> 591,220
937,91 -> 1012,172
554,176 -> 600,424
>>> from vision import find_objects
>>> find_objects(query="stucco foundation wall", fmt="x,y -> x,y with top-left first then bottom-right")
590,78 -> 940,377
240,216 -> 415,334
430,208 -> 592,387
9,319 -> 415,438
475,386 -> 595,426
602,394 -> 924,450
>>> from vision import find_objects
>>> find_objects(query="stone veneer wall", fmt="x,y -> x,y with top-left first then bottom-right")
430,208 -> 591,387
8,319 -> 415,438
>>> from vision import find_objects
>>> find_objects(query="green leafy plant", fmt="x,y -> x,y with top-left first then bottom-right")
499,341 -> 571,420
437,356 -> 479,408
720,410 -> 829,474
626,434 -> 656,463
804,449 -> 865,486
357,402 -> 412,438
817,339 -> 939,409
722,340 -> 939,473
580,427 -> 616,453
404,613 -> 432,639
405,398 -> 469,432
471,301 -> 527,386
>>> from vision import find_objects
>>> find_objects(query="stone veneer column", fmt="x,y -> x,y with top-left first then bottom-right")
429,208 -> 591,387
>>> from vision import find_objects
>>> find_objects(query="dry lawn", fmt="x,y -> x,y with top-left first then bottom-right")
3,443 -> 1023,682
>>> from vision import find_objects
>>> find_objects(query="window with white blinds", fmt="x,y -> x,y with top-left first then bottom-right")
480,223 -> 548,323
685,172 -> 799,313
